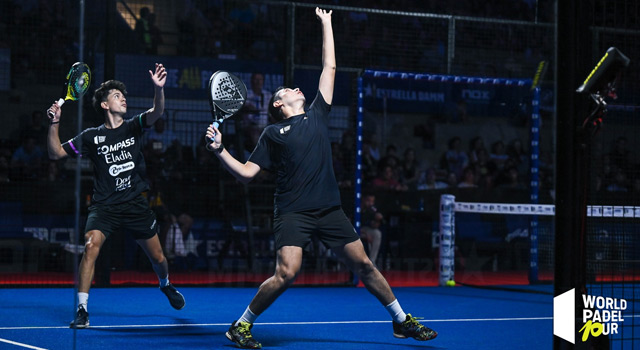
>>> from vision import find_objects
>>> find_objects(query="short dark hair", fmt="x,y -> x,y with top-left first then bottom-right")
93,80 -> 127,113
268,86 -> 286,122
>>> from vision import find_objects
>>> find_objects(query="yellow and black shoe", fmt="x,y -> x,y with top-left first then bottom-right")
392,314 -> 438,341
226,320 -> 262,349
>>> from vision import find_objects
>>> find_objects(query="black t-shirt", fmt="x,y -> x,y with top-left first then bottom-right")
248,91 -> 341,214
62,113 -> 150,205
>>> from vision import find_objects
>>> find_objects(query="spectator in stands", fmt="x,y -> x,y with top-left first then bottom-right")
417,167 -> 448,190
441,136 -> 468,180
497,166 -> 526,190
360,193 -> 384,267
446,171 -> 458,188
135,7 -> 162,54
457,166 -> 477,188
361,140 -> 378,183
11,135 -> 44,180
399,147 -> 420,190
145,117 -> 179,154
379,143 -> 400,172
605,168 -> 628,192
367,135 -> 381,162
507,138 -> 528,175
489,140 -> 509,171
478,172 -> 495,189
413,118 -> 435,149
467,136 -> 486,166
148,185 -> 197,271
244,72 -> 273,128
473,148 -> 494,181
45,159 -> 64,182
372,164 -> 408,192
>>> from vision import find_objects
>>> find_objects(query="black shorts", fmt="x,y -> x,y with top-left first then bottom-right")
85,193 -> 158,240
272,206 -> 359,250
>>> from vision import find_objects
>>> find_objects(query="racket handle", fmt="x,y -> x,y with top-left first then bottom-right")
47,98 -> 66,119
210,121 -> 221,141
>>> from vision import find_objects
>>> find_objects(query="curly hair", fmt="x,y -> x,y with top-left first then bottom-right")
92,80 -> 127,113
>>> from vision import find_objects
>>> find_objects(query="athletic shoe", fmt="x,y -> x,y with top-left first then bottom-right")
160,283 -> 185,310
69,305 -> 89,329
226,320 -> 262,349
393,314 -> 438,341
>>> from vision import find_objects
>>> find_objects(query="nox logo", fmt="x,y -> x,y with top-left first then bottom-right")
462,89 -> 491,101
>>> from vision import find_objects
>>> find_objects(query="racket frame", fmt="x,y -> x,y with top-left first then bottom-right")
48,62 -> 92,118
208,70 -> 247,129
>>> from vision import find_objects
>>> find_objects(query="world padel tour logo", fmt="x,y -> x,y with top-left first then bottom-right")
554,288 -> 627,344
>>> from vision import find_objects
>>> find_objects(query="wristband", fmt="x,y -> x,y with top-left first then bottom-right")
207,142 -> 224,154
50,121 -> 60,125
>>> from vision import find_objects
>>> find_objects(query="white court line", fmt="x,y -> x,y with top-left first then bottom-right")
0,316 -> 555,330
0,338 -> 48,350
7,314 -> 640,330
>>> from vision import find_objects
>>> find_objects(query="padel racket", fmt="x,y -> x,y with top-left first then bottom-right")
47,62 -> 92,119
208,71 -> 247,138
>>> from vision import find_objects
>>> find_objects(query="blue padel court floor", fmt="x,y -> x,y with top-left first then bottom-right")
0,285 -> 553,350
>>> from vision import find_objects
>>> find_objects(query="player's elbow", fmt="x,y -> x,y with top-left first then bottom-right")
323,64 -> 336,72
48,150 -> 65,160
238,162 -> 261,184
239,177 -> 253,185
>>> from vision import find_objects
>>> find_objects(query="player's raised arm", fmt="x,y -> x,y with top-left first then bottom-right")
316,7 -> 335,105
46,102 -> 68,160
205,124 -> 261,184
145,63 -> 167,126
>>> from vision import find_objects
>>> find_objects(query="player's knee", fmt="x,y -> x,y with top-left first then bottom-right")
84,240 -> 100,258
276,268 -> 298,285
83,232 -> 101,254
150,252 -> 165,265
356,259 -> 376,276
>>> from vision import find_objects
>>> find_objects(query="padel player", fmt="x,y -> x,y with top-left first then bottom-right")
204,8 -> 437,349
47,63 -> 185,329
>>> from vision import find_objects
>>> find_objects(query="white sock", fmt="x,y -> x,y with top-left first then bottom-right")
385,299 -> 406,324
78,292 -> 89,311
235,307 -> 258,326
159,276 -> 170,288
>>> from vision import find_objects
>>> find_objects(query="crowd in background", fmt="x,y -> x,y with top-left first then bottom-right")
0,0 -> 553,90
1,0 -> 638,219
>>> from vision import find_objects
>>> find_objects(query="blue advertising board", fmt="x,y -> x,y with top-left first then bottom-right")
361,71 -> 533,117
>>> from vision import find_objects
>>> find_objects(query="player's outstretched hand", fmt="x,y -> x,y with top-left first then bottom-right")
315,7 -> 332,23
